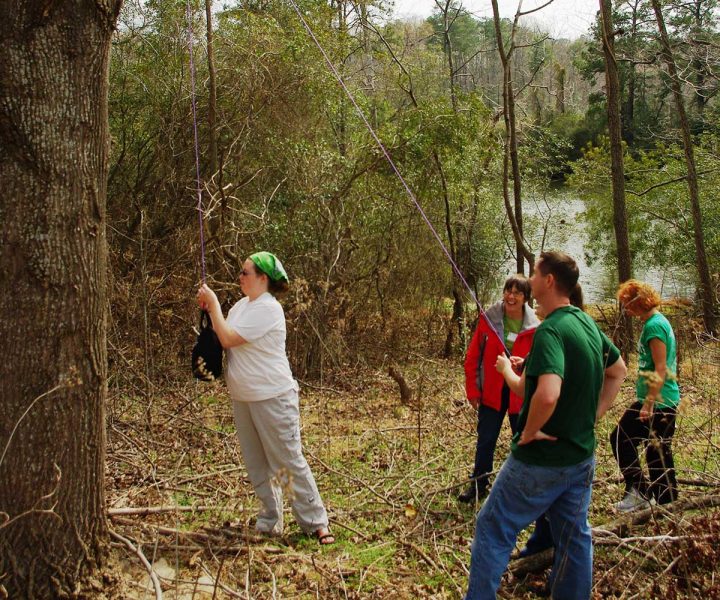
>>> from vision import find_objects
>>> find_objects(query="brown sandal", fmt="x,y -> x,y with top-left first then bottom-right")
315,528 -> 335,545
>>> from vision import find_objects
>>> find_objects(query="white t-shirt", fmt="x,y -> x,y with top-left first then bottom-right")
225,292 -> 298,402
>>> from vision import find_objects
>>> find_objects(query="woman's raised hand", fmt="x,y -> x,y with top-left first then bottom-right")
197,283 -> 219,311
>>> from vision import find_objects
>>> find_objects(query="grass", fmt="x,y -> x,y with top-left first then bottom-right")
105,348 -> 720,598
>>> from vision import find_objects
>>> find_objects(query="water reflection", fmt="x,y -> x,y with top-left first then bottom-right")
499,189 -> 695,303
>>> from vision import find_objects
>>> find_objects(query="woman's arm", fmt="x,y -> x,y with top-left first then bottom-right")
197,284 -> 247,349
640,338 -> 668,421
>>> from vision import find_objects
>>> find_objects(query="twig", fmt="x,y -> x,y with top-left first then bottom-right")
328,516 -> 370,540
0,384 -> 63,470
153,524 -> 285,553
595,533 -> 717,545
171,465 -> 244,486
109,528 -> 163,600
306,450 -> 397,509
199,559 -> 243,598
108,505 -> 217,516
399,538 -> 440,571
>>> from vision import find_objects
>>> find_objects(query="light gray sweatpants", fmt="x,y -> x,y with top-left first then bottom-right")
231,388 -> 329,535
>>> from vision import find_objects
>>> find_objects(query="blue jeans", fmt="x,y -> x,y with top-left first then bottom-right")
471,387 -> 519,490
465,454 -> 595,600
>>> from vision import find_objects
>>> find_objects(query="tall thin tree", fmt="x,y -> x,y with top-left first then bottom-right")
599,0 -> 634,352
651,0 -> 716,334
490,0 -> 534,275
435,0 -> 466,356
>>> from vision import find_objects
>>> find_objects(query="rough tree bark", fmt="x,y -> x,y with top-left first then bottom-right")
0,0 -> 121,596
651,0 -> 717,334
599,0 -> 634,354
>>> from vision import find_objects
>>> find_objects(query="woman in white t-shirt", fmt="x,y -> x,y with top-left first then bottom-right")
197,252 -> 334,544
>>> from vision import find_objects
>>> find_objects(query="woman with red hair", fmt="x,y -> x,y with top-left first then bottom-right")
611,280 -> 680,511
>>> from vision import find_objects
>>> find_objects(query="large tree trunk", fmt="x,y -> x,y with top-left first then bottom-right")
651,0 -> 717,334
600,0 -> 634,354
0,0 -> 120,596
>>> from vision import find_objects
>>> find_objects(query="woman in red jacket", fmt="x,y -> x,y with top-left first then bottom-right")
458,275 -> 540,503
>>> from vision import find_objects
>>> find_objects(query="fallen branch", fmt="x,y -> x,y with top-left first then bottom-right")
153,524 -> 285,553
109,528 -> 163,600
199,559 -> 244,598
594,533 -> 717,545
307,450 -> 397,509
677,477 -> 720,488
399,538 -> 440,571
108,505 -> 217,516
509,494 -> 720,576
328,516 -> 370,540
388,367 -> 413,405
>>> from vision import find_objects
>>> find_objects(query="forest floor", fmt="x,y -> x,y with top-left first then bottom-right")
102,349 -> 720,599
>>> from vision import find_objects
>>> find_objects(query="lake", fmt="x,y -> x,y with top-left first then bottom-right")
500,188 -> 696,304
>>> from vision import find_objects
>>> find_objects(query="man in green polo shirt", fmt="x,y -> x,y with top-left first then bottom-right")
464,251 -> 627,600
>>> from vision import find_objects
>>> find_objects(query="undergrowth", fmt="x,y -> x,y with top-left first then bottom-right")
105,349 -> 720,599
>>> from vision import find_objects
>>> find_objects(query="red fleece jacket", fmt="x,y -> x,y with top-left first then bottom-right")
464,302 -> 538,414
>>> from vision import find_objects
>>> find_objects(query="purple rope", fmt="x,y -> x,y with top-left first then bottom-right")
286,0 -> 509,352
186,0 -> 206,284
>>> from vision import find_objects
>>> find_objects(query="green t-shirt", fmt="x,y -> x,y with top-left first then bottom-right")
503,315 -> 523,352
512,306 -> 621,467
636,312 -> 680,408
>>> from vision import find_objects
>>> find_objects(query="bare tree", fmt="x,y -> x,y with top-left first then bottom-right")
0,0 -> 121,595
599,0 -> 634,353
651,0 -> 717,334
434,0 -> 467,355
490,0 -> 536,275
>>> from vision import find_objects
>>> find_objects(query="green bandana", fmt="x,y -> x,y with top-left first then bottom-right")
250,251 -> 289,283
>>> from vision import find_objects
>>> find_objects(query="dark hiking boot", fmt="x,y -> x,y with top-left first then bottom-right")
457,483 -> 488,504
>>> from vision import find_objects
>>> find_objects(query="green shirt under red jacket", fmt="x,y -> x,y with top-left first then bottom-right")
464,301 -> 540,414
512,305 -> 621,467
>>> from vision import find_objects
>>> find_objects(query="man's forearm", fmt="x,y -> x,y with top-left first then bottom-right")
596,377 -> 622,420
597,357 -> 628,421
523,394 -> 557,437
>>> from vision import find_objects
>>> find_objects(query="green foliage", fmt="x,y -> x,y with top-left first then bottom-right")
107,0 -> 720,376
108,0 -> 525,375
426,4 -> 484,55
567,135 -> 720,279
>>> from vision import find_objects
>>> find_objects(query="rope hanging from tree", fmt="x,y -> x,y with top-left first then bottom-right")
182,0 -> 508,355
187,0 -> 223,381
186,0 -> 207,284
285,0 -> 509,353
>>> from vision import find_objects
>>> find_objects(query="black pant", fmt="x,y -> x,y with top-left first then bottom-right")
610,401 -> 678,505
471,386 -> 519,490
